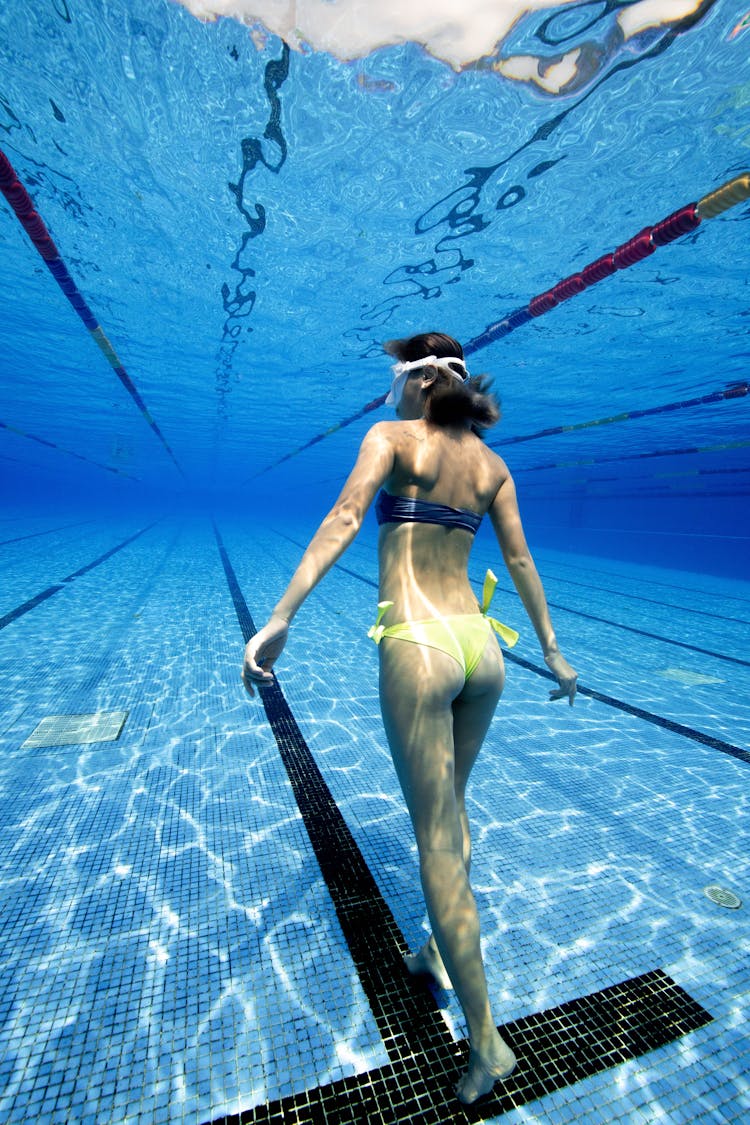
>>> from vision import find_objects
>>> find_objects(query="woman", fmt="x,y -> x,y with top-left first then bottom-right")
242,331 -> 577,1104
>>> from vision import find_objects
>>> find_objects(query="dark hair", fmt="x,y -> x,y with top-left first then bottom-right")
383,331 -> 500,432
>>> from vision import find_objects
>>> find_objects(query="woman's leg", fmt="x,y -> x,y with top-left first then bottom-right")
411,641 -> 506,987
379,638 -> 514,1103
453,636 -> 507,869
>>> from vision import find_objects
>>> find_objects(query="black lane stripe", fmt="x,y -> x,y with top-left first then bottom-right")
272,532 -> 748,760
536,552 -> 750,607
61,521 -> 160,581
279,530 -> 749,669
213,528 -> 714,1125
481,571 -> 750,666
0,519 -> 92,546
213,524 -> 450,1062
0,586 -> 63,630
490,578 -> 750,669
0,522 -> 159,632
536,569 -> 750,627
204,967 -> 710,1125
504,651 -> 750,765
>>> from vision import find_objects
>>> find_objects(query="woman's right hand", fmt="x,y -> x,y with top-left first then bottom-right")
242,615 -> 289,697
544,650 -> 578,705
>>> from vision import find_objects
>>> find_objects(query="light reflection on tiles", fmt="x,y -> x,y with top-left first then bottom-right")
0,517 -> 747,1124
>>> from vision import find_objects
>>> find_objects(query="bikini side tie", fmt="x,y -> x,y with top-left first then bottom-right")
368,601 -> 394,645
481,568 -> 519,648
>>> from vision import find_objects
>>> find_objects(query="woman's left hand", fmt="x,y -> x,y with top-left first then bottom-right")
242,615 -> 289,696
545,650 -> 578,705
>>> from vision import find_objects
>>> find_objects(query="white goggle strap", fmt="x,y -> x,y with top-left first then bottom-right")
385,368 -> 410,406
386,355 -> 469,406
391,355 -> 468,381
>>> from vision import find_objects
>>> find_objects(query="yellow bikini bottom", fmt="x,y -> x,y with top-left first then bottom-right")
368,569 -> 519,680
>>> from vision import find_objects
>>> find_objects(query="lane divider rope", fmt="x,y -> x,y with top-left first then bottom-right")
0,147 -> 184,480
251,172 -> 750,478
464,172 -> 750,354
0,419 -> 141,480
488,382 -> 748,449
513,437 -> 750,475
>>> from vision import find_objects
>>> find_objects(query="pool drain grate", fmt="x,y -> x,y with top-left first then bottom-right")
703,884 -> 742,909
22,710 -> 129,749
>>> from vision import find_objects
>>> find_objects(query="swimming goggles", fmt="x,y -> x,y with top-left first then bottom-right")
386,355 -> 469,406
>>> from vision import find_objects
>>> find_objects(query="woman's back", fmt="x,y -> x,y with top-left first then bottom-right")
377,419 -> 508,618
243,331 -> 577,1106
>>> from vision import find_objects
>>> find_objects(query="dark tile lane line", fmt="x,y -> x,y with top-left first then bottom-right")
205,971 -> 712,1125
534,568 -> 750,627
0,522 -> 161,632
514,593 -> 750,669
0,518 -> 93,547
503,651 -> 750,766
534,551 -> 750,608
287,530 -> 750,668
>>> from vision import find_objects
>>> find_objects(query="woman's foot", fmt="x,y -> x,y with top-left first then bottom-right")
404,938 -> 453,990
456,1039 -> 517,1105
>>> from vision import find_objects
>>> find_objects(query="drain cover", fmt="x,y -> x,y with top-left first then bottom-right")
704,885 -> 742,909
22,711 -> 129,749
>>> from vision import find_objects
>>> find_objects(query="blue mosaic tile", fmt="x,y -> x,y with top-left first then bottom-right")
0,522 -> 746,1124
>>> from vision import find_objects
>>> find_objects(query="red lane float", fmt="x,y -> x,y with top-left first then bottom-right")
464,177 -> 750,355
250,172 -> 750,478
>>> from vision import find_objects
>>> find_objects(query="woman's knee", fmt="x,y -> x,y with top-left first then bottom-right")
418,845 -> 471,904
412,803 -> 464,855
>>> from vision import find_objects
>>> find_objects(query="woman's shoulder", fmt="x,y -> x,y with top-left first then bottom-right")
474,442 -> 512,499
357,421 -> 416,470
478,439 -> 509,474
365,419 -> 425,445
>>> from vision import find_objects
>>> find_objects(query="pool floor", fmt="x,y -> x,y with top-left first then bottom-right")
0,513 -> 748,1123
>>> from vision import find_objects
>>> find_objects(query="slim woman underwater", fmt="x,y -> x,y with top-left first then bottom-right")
242,331 -> 577,1105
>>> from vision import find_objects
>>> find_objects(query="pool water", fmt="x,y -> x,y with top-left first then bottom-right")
1,0 -> 750,1121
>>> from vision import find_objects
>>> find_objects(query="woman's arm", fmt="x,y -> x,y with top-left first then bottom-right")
489,472 -> 578,704
242,423 -> 395,694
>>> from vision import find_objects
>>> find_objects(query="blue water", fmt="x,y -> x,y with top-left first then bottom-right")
1,1 -> 750,1122
1,0 -> 749,559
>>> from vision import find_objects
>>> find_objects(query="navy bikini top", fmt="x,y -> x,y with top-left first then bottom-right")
375,490 -> 482,535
